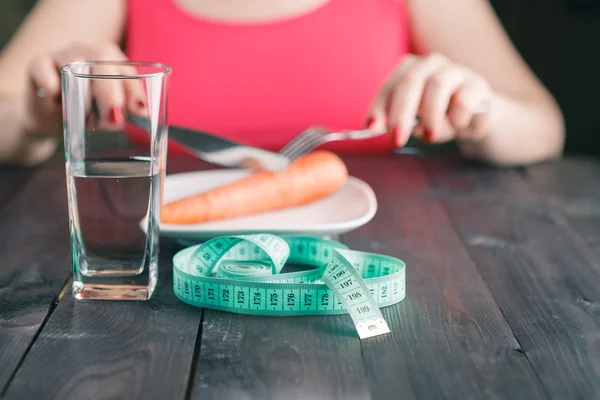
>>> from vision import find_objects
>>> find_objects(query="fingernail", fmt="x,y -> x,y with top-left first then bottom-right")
136,100 -> 145,110
110,106 -> 124,125
394,127 -> 403,146
424,130 -> 434,143
365,116 -> 375,129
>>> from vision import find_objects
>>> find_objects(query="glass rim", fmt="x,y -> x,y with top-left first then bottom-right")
60,60 -> 172,79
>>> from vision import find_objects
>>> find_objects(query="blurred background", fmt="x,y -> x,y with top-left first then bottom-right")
0,0 -> 595,156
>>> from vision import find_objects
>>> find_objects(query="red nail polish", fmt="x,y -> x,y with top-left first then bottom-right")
424,130 -> 434,143
365,117 -> 375,129
394,127 -> 403,146
136,100 -> 145,110
110,106 -> 124,125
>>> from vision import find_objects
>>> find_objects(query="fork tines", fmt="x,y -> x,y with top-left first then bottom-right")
279,128 -> 329,161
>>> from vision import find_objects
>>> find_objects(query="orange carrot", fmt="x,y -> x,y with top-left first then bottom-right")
161,150 -> 348,224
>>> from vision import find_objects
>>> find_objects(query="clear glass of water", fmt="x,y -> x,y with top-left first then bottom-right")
61,61 -> 171,301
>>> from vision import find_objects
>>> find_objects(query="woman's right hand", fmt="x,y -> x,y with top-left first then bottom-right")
24,42 -> 147,137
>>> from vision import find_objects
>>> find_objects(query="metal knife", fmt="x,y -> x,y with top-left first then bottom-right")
127,115 -> 290,172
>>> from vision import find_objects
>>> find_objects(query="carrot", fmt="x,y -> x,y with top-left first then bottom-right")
161,150 -> 348,224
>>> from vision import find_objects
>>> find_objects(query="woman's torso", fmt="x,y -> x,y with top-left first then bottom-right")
125,0 -> 410,153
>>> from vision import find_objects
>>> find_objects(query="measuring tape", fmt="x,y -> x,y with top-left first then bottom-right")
172,234 -> 406,339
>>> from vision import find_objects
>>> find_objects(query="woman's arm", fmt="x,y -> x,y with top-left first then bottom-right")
0,0 -> 126,165
406,0 -> 565,166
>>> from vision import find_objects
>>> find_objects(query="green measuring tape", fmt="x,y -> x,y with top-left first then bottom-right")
172,234 -> 406,339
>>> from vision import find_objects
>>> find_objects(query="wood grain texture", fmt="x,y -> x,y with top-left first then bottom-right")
3,238 -> 203,400
525,157 -> 600,255
3,154 -> 597,399
425,157 -> 600,400
342,156 -> 548,400
0,165 -> 30,210
191,310 -> 369,400
0,159 -> 70,394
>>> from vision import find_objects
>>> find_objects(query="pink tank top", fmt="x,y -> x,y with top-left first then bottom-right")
125,0 -> 411,155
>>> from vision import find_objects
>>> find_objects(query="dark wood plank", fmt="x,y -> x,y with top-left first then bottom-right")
524,156 -> 600,255
191,311 -> 369,400
425,157 -> 600,400
0,165 -> 31,210
0,159 -> 70,394
3,240 -> 203,400
342,156 -> 548,400
2,158 -> 205,400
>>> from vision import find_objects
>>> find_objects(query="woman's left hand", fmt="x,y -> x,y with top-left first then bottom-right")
366,53 -> 493,146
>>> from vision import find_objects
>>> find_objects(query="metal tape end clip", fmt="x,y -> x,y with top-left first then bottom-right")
356,318 -> 391,340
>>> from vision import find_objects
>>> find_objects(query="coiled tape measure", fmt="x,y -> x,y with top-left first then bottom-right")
173,234 -> 406,339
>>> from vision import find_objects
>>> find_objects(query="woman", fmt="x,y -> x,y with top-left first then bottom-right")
0,0 -> 564,166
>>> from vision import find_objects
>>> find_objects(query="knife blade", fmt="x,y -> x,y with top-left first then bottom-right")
127,115 -> 290,172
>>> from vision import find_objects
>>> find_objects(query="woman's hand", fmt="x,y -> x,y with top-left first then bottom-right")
23,42 -> 146,137
366,53 -> 493,147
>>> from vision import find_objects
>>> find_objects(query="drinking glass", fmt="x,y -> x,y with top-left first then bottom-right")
61,61 -> 171,300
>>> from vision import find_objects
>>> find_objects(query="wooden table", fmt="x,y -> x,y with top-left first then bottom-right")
1,154 -> 599,400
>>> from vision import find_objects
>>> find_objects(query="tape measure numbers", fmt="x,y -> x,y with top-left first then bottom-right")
173,234 -> 406,339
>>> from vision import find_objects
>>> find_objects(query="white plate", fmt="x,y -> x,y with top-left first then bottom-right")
159,169 -> 377,242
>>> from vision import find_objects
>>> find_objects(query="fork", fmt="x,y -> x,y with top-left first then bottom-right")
279,107 -> 489,161
279,126 -> 387,160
